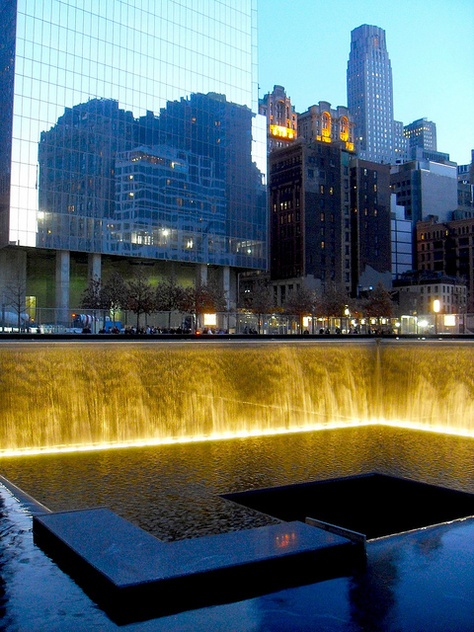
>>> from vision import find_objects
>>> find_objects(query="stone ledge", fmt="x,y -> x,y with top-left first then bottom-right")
33,507 -> 363,622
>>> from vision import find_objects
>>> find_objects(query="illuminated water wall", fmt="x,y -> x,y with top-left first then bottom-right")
1,340 -> 473,455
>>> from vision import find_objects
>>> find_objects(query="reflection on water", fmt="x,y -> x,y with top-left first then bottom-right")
1,427 -> 473,542
0,340 -> 473,454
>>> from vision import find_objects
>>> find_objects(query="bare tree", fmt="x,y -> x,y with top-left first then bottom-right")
363,282 -> 394,319
80,276 -> 107,311
79,276 -> 109,332
155,275 -> 187,329
3,277 -> 28,331
241,280 -> 275,334
101,272 -> 129,325
283,286 -> 317,332
319,283 -> 352,318
181,281 -> 226,331
126,269 -> 155,330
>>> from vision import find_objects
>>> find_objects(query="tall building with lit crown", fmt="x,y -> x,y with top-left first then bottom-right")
0,0 -> 266,319
298,102 -> 355,152
259,85 -> 297,153
347,24 -> 395,164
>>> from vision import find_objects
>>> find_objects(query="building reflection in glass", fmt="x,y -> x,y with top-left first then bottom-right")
0,0 -> 266,304
37,93 -> 266,268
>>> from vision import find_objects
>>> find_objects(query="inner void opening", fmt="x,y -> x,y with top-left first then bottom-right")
222,473 -> 474,540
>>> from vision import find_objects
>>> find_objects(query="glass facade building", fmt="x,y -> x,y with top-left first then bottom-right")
0,0 -> 266,311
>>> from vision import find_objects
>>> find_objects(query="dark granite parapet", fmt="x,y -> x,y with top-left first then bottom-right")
33,507 -> 363,623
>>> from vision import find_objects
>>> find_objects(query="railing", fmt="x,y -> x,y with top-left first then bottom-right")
1,308 -> 474,336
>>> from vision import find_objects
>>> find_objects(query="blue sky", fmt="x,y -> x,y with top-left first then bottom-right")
258,0 -> 474,166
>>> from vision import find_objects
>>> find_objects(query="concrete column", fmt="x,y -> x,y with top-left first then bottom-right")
222,266 -> 230,310
88,253 -> 101,282
222,266 -> 238,333
196,263 -> 208,286
222,266 -> 238,311
55,250 -> 70,325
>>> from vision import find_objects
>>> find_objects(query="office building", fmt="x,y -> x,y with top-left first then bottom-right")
349,159 -> 392,296
457,150 -> 474,185
457,151 -> 474,215
268,138 -> 392,304
417,216 -> 473,312
391,195 -> 413,280
390,157 -> 458,271
347,24 -> 395,164
393,119 -> 408,164
404,117 -> 437,157
0,0 -> 266,318
269,140 -> 352,304
403,117 -> 453,164
390,159 -> 458,224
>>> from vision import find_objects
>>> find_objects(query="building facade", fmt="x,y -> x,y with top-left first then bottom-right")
390,157 -> 458,273
417,216 -> 474,311
0,0 -> 266,317
349,159 -> 392,297
297,102 -> 355,152
394,272 -> 467,318
347,24 -> 395,164
269,140 -> 352,303
391,194 -> 413,280
259,85 -> 298,153
403,118 -> 437,157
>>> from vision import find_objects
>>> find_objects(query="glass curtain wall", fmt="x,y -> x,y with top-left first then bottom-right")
1,0 -> 266,269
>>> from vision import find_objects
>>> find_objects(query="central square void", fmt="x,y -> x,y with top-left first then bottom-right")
222,473 -> 474,540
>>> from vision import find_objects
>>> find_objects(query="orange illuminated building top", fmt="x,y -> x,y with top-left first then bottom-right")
270,124 -> 297,140
299,103 -> 355,152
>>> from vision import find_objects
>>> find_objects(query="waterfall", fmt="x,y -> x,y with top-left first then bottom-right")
1,340 -> 473,454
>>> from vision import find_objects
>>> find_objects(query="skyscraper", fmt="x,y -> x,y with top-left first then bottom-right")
404,118 -> 438,154
347,24 -> 394,164
0,0 -> 266,318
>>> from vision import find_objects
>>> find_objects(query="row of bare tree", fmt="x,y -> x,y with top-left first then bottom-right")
241,280 -> 394,331
80,270 -> 394,331
80,270 -> 226,330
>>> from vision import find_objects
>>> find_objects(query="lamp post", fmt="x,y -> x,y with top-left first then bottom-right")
433,299 -> 441,335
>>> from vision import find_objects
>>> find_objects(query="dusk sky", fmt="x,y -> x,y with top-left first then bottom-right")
258,0 -> 474,166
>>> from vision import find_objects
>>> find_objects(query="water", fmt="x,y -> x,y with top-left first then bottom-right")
1,339 -> 473,454
1,427 -> 473,542
0,339 -> 473,541
0,339 -> 473,631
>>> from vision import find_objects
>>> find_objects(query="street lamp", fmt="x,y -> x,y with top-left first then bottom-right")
344,306 -> 350,333
433,299 -> 441,335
